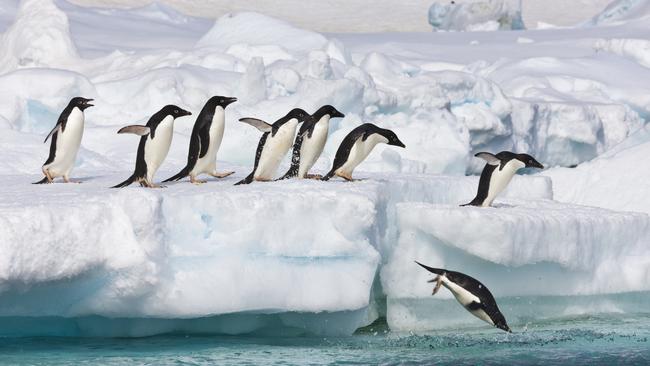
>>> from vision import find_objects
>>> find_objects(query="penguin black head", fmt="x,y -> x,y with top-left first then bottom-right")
70,97 -> 94,111
493,313 -> 511,333
312,105 -> 345,120
515,153 -> 544,169
161,105 -> 192,119
380,128 -> 406,148
285,108 -> 312,123
208,96 -> 238,109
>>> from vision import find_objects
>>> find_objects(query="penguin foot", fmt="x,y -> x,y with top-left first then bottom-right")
211,171 -> 235,178
190,176 -> 207,185
427,276 -> 443,295
305,174 -> 323,180
63,176 -> 81,184
336,173 -> 355,182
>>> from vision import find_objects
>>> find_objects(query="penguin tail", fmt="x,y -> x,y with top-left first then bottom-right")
278,165 -> 299,180
415,261 -> 445,276
234,172 -> 254,186
112,174 -> 137,188
163,166 -> 189,183
460,197 -> 482,207
32,177 -> 49,184
321,169 -> 336,181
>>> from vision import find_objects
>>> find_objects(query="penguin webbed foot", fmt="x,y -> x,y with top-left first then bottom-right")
305,174 -> 323,180
427,276 -> 443,295
211,171 -> 235,179
190,176 -> 207,185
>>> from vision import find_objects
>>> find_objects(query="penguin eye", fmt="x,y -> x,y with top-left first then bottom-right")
174,109 -> 179,113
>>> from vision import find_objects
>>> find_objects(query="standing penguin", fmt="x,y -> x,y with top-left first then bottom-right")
33,97 -> 94,184
163,96 -> 237,184
112,105 -> 192,188
235,108 -> 313,185
322,123 -> 405,181
462,151 -> 544,207
279,105 -> 345,180
416,261 -> 511,332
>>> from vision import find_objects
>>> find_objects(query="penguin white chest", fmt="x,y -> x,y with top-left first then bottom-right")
255,119 -> 299,180
47,107 -> 84,176
483,159 -> 525,207
337,133 -> 387,175
443,277 -> 495,326
192,107 -> 225,175
144,115 -> 175,179
298,116 -> 330,178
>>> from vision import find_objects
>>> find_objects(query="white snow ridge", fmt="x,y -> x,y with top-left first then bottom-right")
0,0 -> 649,337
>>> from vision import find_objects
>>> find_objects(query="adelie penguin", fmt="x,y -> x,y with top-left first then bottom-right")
322,123 -> 405,181
416,261 -> 511,332
33,97 -> 94,184
112,105 -> 192,188
163,96 -> 237,184
463,151 -> 544,207
279,105 -> 345,180
235,108 -> 314,185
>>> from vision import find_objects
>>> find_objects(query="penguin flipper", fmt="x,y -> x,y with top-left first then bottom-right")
117,125 -> 151,136
235,172 -> 255,185
239,118 -> 272,133
112,174 -> 137,188
475,152 -> 500,166
163,166 -> 190,182
44,124 -> 61,143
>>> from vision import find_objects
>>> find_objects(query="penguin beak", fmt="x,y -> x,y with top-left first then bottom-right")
391,138 -> 406,148
528,160 -> 544,169
224,97 -> 237,106
333,110 -> 345,118
84,99 -> 94,108
182,110 -> 192,117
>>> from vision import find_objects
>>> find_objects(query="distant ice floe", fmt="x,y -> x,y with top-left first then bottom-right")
586,0 -> 650,26
428,0 -> 526,32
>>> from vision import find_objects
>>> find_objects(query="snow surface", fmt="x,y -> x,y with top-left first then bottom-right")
0,0 -> 649,336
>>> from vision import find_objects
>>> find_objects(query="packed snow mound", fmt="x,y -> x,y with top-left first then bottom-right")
595,38 -> 650,69
428,0 -> 525,32
382,199 -> 650,330
587,0 -> 650,26
543,125 -> 650,215
0,0 -> 78,74
196,12 -> 327,52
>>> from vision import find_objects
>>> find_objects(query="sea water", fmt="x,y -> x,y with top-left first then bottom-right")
1,314 -> 648,365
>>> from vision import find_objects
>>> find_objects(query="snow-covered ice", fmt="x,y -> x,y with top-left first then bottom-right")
0,0 -> 649,336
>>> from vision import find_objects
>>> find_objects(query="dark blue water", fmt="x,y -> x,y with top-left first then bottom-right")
1,314 -> 649,365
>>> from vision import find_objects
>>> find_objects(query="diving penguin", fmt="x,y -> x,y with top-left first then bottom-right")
112,105 -> 192,188
235,108 -> 314,185
33,97 -> 94,184
279,105 -> 345,180
416,261 -> 511,332
321,123 -> 405,181
163,96 -> 237,184
463,151 -> 544,207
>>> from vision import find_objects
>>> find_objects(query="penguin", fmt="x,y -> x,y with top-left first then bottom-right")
321,123 -> 405,181
33,97 -> 94,184
235,108 -> 314,185
462,151 -> 544,207
163,96 -> 238,184
416,261 -> 511,333
112,105 -> 192,188
278,105 -> 345,180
